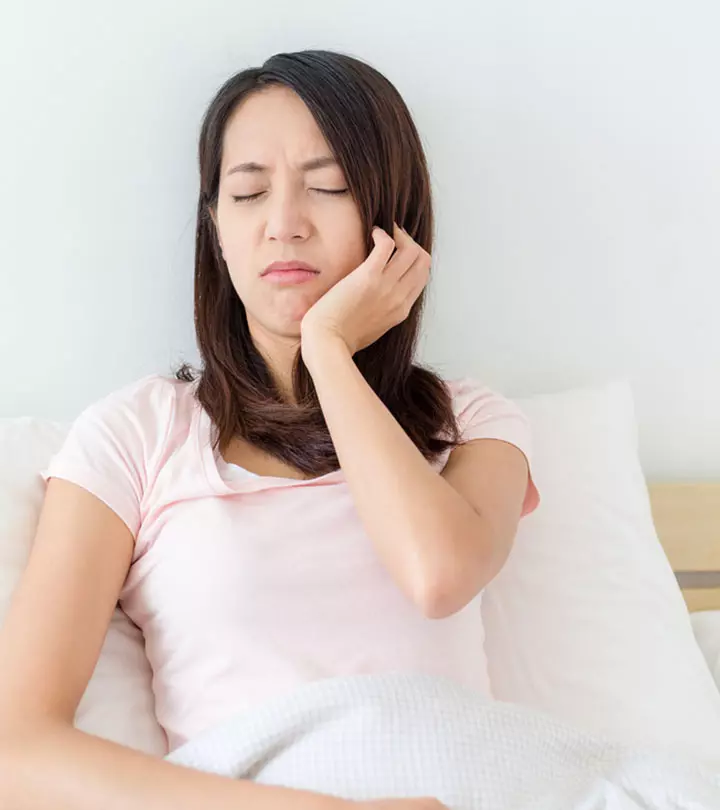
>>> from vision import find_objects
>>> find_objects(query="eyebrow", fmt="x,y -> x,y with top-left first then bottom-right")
225,155 -> 339,177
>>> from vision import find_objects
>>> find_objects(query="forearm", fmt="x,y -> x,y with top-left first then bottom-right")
304,338 -> 483,614
0,722 -> 350,810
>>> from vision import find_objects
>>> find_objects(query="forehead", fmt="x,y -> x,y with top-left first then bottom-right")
220,86 -> 332,171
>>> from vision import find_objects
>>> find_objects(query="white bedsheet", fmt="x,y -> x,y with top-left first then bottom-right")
166,672 -> 720,809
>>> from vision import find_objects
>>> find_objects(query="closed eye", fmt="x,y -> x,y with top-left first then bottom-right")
231,192 -> 263,203
231,189 -> 350,203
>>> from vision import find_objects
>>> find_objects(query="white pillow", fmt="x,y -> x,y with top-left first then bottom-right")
482,380 -> 720,765
0,417 -> 167,755
691,611 -> 720,691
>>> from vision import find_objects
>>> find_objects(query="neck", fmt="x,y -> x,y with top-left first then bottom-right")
247,319 -> 301,404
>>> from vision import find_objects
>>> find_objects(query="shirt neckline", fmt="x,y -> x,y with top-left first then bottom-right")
196,404 -> 345,495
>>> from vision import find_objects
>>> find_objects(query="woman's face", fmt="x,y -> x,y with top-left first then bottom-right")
212,85 -> 367,339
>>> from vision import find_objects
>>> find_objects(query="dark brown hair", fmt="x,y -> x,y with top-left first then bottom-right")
176,49 -> 461,475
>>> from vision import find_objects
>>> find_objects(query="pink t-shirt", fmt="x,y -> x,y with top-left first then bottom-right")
41,373 -> 539,751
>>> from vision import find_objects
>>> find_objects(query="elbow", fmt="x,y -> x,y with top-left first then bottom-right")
417,591 -> 457,620
414,574 -> 477,620
413,546 -> 508,620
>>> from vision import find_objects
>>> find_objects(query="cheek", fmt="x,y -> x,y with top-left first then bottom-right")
220,226 -> 250,258
223,252 -> 256,306
329,220 -> 367,276
220,234 -> 254,285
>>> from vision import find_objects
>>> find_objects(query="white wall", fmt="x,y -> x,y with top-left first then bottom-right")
1,0 -> 718,479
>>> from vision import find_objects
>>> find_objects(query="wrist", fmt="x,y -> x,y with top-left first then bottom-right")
300,325 -> 352,371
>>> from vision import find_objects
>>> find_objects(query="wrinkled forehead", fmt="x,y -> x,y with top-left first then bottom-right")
220,86 -> 336,178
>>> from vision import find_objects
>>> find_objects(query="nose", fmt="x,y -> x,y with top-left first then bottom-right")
265,185 -> 311,243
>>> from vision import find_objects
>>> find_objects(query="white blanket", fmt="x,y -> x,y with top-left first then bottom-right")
166,672 -> 720,809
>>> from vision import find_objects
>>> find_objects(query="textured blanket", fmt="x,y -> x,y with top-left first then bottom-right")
166,672 -> 720,809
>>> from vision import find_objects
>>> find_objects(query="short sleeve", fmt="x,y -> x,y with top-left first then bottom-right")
40,374 -> 175,538
448,377 -> 540,518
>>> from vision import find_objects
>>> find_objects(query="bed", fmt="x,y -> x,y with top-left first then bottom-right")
649,482 -> 720,612
650,482 -> 720,695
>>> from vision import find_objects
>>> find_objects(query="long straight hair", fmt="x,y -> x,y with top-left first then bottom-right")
176,50 -> 461,476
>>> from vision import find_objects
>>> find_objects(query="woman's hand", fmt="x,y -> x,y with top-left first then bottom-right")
300,223 -> 431,363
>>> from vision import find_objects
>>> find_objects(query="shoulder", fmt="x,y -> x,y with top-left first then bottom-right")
443,376 -> 540,517
42,373 -> 197,536
68,372 -> 198,456
444,376 -> 530,432
80,372 -> 197,430
85,372 -> 191,417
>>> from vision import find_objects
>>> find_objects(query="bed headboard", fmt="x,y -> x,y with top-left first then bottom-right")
648,482 -> 720,612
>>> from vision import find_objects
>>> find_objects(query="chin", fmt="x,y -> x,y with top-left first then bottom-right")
248,297 -> 315,339
276,299 -> 316,328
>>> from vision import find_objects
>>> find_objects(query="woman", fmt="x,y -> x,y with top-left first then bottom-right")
0,50 -> 539,809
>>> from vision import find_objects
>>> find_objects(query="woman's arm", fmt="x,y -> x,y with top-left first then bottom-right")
302,338 -> 528,619
300,226 -> 529,619
0,723 -> 356,810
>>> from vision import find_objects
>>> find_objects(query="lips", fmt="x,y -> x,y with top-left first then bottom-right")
260,261 -> 320,286
261,260 -> 319,276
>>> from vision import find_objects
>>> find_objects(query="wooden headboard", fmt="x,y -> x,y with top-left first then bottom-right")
648,483 -> 720,612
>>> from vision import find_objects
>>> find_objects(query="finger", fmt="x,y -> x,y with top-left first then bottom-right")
384,222 -> 422,282
395,249 -> 430,312
365,227 -> 396,275
394,225 -> 431,287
